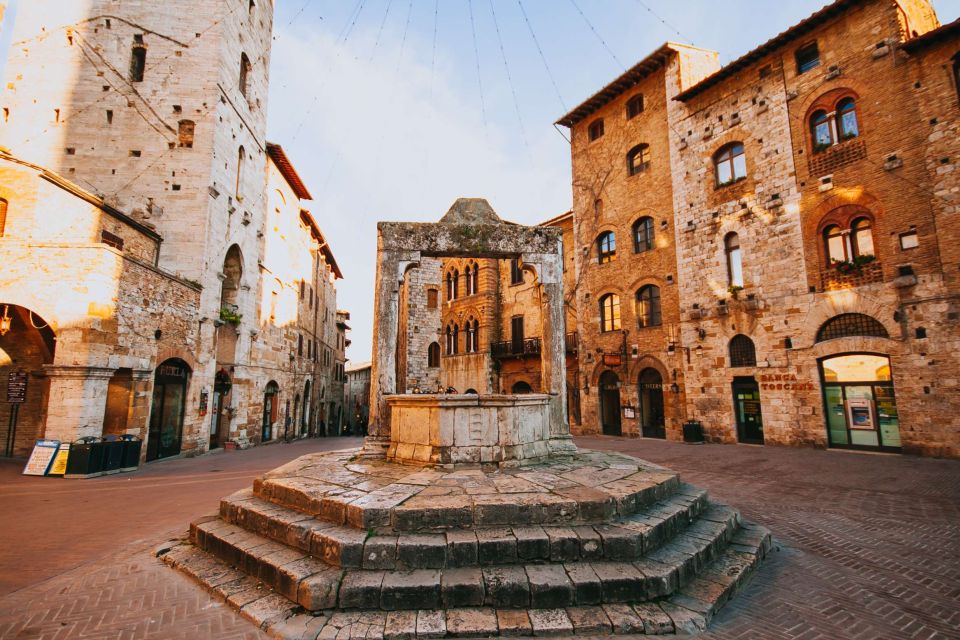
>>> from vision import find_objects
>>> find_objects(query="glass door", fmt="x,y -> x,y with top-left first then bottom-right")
147,359 -> 189,461
820,354 -> 901,452
732,377 -> 764,444
638,368 -> 666,439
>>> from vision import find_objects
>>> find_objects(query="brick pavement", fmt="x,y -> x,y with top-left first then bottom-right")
0,436 -> 958,639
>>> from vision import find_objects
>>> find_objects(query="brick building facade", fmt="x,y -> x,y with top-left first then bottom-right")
0,1 -> 347,461
560,0 -> 959,458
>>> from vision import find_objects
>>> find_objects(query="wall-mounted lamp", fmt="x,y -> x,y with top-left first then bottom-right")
697,328 -> 707,340
0,305 -> 11,336
695,345 -> 704,357
670,382 -> 680,394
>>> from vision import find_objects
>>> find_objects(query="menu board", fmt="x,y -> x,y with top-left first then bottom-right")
22,439 -> 60,476
47,443 -> 71,476
7,370 -> 27,403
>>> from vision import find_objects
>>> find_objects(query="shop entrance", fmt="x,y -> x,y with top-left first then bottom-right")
732,376 -> 764,444
638,368 -> 666,439
599,370 -> 621,436
820,353 -> 900,452
209,370 -> 231,450
147,358 -> 190,461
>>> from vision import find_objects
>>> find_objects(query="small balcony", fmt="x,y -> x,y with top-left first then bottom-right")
490,333 -> 578,359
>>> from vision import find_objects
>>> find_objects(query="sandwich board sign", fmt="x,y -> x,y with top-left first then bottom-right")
23,439 -> 60,476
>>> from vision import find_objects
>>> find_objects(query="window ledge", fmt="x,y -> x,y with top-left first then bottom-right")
714,176 -> 748,191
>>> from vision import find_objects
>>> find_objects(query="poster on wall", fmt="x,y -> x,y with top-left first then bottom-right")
22,439 -> 60,476
7,369 -> 27,403
623,406 -> 636,419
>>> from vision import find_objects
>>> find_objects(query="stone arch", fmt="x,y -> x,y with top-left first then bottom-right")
628,354 -> 669,382
798,295 -> 900,350
221,244 -> 244,311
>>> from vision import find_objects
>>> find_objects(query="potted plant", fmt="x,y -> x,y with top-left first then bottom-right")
219,306 -> 243,326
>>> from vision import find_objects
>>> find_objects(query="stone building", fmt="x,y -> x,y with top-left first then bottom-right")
343,360 -> 371,434
0,1 -> 347,461
560,0 -> 959,458
394,201 -> 580,424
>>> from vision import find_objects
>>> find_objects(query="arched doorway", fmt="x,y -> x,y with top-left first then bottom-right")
302,380 -> 311,436
146,358 -> 191,461
511,381 -> 532,394
209,369 -> 232,449
820,353 -> 900,451
220,246 -> 243,312
0,303 -> 56,457
599,370 -> 621,436
638,368 -> 665,439
262,381 -> 278,441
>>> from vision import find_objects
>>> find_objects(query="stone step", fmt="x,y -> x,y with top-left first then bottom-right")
220,484 -> 711,570
161,519 -> 772,638
252,456 -> 682,531
192,501 -> 740,613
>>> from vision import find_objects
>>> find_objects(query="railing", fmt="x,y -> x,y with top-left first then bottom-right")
490,332 -> 579,358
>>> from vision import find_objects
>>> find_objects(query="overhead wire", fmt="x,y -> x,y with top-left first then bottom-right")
488,0 -> 530,157
517,0 -> 567,112
368,0 -> 395,61
632,0 -> 694,45
568,0 -> 624,70
467,0 -> 488,130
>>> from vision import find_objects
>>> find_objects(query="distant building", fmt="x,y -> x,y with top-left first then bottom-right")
0,2 -> 347,460
344,361 -> 371,435
558,0 -> 959,457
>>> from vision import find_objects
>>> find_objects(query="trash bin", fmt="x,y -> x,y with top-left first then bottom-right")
64,437 -> 105,478
101,435 -> 124,473
683,420 -> 705,444
119,434 -> 142,472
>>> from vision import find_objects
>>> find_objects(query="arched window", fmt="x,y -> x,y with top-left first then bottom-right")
428,342 -> 440,367
220,244 -> 243,312
236,146 -> 245,200
129,35 -> 146,82
239,52 -> 251,97
635,285 -> 662,328
446,269 -> 459,300
811,110 -> 832,147
626,94 -> 644,119
714,143 -> 746,186
837,98 -> 859,139
0,198 -> 7,237
824,224 -> 846,264
725,232 -> 743,287
851,217 -> 874,257
445,324 -> 459,354
627,144 -> 650,176
588,118 -> 604,141
597,231 -> 616,264
472,318 -> 479,352
729,335 -> 757,367
463,264 -> 472,296
464,318 -> 478,353
633,217 -> 654,253
599,293 -> 621,333
511,381 -> 533,394
816,313 -> 888,343
465,262 -> 478,295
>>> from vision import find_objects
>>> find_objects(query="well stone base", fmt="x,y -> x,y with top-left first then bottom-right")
160,447 -> 772,637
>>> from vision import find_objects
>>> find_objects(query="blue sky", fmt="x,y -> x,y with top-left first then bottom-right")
2,1 -> 957,362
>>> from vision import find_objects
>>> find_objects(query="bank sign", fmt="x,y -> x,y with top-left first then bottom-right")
759,374 -> 815,392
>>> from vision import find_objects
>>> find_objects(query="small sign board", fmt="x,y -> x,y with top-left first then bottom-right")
47,443 -> 71,476
23,439 -> 60,476
7,370 -> 27,403
623,406 -> 636,419
603,354 -> 622,367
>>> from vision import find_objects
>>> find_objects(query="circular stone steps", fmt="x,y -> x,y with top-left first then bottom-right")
159,448 -> 772,637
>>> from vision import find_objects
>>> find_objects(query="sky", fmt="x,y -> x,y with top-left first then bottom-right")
2,1 -> 958,363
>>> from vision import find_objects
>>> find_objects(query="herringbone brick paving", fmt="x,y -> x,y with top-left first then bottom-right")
0,435 -> 957,639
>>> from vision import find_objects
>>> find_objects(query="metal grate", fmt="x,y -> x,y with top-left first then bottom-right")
816,313 -> 888,343
729,334 -> 757,367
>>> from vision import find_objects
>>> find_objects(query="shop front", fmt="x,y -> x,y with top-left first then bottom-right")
146,358 -> 190,461
820,353 -> 901,452
599,370 -> 621,436
638,368 -> 666,439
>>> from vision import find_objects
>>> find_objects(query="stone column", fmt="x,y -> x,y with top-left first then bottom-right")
363,243 -> 420,458
523,250 -> 576,456
42,365 -> 115,442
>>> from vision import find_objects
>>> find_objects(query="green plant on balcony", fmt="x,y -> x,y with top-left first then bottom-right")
219,306 -> 243,326
813,141 -> 832,154
727,284 -> 744,299
832,254 -> 876,275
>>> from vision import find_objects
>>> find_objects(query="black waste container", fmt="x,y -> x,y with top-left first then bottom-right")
101,435 -> 124,473
64,437 -> 105,478
683,420 -> 705,444
119,434 -> 142,472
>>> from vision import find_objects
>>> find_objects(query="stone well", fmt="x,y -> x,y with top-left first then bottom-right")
161,199 -> 772,638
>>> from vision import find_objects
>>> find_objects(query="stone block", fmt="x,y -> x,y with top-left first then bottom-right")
633,558 -> 677,598
601,603 -> 645,634
310,526 -> 366,569
565,606 -> 612,635
482,566 -> 530,608
546,527 -> 580,562
445,529 -> 479,567
445,607 -> 499,638
631,602 -> 675,635
513,526 -> 550,561
396,534 -> 446,569
380,570 -> 440,610
338,571 -> 385,609
415,610 -> 446,639
440,567 -> 485,608
572,526 -> 603,560
527,608 -> 573,636
591,562 -> 646,602
476,527 -> 517,564
525,564 -> 575,608
563,563 -> 602,605
363,536 -> 398,570
594,524 -> 641,560
496,609 -> 532,637
383,610 -> 417,640
659,601 -> 707,634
